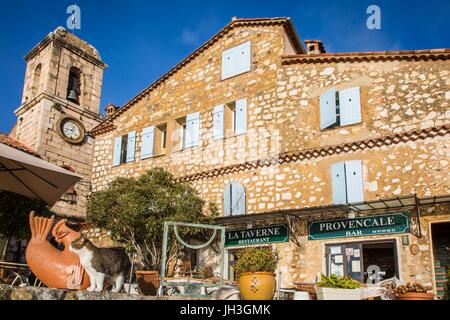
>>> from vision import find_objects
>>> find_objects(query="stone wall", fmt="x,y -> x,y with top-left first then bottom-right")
0,285 -> 210,300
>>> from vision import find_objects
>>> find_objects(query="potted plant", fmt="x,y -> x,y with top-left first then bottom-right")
87,168 -> 217,295
235,247 -> 279,300
315,274 -> 361,300
390,282 -> 434,300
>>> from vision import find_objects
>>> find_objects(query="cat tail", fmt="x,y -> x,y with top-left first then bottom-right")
29,211 -> 55,241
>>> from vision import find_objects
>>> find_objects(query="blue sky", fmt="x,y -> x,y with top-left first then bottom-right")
1,0 -> 449,133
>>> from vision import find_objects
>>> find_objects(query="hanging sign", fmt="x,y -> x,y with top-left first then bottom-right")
308,213 -> 409,240
225,225 -> 289,247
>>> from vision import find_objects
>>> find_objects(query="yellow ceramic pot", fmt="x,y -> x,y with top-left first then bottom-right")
238,272 -> 276,300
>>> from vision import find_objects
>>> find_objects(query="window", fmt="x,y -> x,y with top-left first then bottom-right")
67,67 -> 82,104
326,241 -> 398,283
141,126 -> 155,160
224,181 -> 246,216
113,131 -> 136,166
215,98 -> 247,139
331,160 -> 364,204
222,41 -> 251,80
320,87 -> 361,129
155,124 -> 167,156
173,113 -> 200,151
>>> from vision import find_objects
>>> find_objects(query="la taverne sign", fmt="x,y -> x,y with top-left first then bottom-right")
225,225 -> 289,247
308,213 -> 409,240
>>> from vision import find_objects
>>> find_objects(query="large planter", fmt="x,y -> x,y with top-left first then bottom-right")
397,292 -> 435,300
238,272 -> 276,300
135,271 -> 160,296
315,287 -> 361,300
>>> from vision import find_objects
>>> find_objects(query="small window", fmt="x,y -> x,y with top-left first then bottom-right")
224,181 -> 246,216
320,87 -> 361,130
154,124 -> 167,156
224,98 -> 247,137
120,135 -> 128,164
173,113 -> 200,151
112,132 -> 136,166
331,160 -> 364,205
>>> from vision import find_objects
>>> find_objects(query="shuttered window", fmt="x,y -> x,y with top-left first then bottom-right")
320,87 -> 361,130
320,88 -> 337,129
235,98 -> 247,135
213,105 -> 225,140
112,131 -> 137,165
185,112 -> 200,148
224,181 -> 246,216
141,126 -> 155,160
339,87 -> 361,126
331,160 -> 364,204
235,41 -> 251,75
126,131 -> 136,163
221,41 -> 251,80
112,136 -> 122,166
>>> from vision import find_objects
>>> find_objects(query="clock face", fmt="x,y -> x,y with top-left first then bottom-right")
58,117 -> 85,144
63,121 -> 81,140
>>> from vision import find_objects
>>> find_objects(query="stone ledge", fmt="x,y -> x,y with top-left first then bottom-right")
0,285 -> 212,301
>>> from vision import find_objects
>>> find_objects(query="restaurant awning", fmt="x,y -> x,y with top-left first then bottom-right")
214,194 -> 450,238
0,142 -> 82,206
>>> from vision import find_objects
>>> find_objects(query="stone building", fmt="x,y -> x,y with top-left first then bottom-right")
10,27 -> 107,220
89,17 -> 450,296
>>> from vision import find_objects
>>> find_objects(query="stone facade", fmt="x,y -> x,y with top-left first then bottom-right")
11,27 -> 107,219
88,18 -> 449,291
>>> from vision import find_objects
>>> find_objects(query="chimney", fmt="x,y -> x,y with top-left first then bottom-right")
305,40 -> 326,55
105,103 -> 119,116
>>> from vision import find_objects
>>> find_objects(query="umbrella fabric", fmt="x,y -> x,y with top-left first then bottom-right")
0,143 -> 82,206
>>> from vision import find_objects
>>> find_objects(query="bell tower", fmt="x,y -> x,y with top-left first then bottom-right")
12,27 -> 107,220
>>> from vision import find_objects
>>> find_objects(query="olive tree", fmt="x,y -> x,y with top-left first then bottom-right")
87,168 -> 217,271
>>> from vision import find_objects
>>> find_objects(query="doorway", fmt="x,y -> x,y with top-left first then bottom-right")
431,222 -> 450,298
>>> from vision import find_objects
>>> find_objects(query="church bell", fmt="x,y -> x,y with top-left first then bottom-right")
67,90 -> 79,103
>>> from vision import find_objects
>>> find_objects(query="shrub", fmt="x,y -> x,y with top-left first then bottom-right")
235,247 -> 279,275
317,274 -> 361,289
87,168 -> 217,271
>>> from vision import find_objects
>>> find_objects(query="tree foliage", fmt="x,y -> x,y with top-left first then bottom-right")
0,191 -> 51,239
87,168 -> 217,271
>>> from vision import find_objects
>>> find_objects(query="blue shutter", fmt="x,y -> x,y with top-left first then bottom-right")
126,131 -> 136,163
213,105 -> 224,140
224,183 -> 232,217
345,160 -> 364,203
320,88 -> 337,129
222,47 -> 236,80
141,126 -> 155,160
112,136 -> 122,166
339,87 -> 361,126
331,162 -> 347,204
235,41 -> 251,75
185,112 -> 200,148
231,182 -> 246,215
235,98 -> 247,135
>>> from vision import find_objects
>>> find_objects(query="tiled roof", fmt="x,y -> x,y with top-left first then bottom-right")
176,124 -> 450,182
0,133 -> 41,158
282,49 -> 450,64
91,17 -> 303,137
